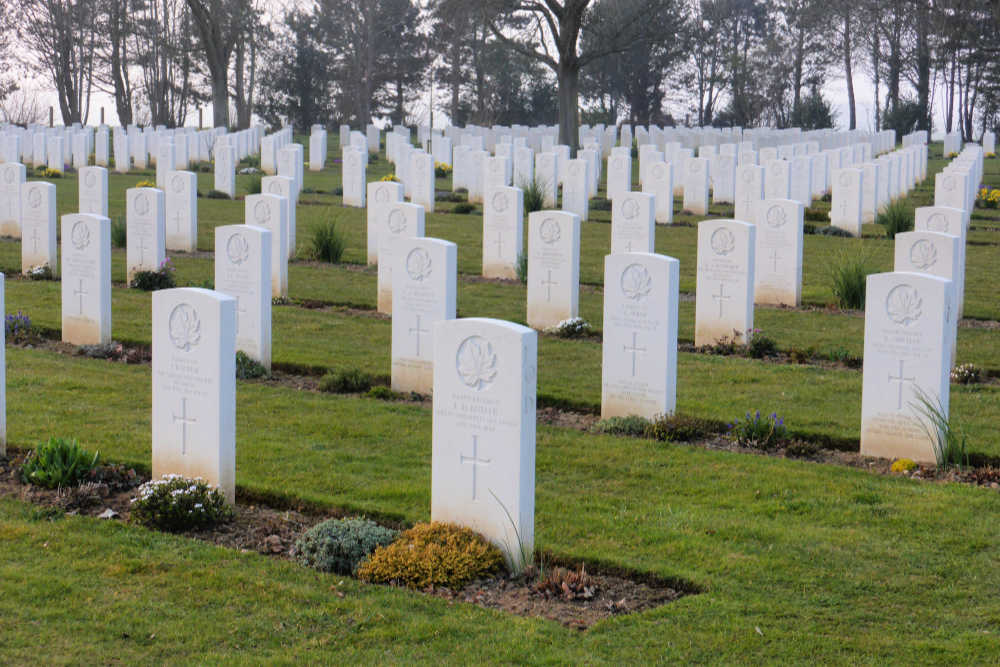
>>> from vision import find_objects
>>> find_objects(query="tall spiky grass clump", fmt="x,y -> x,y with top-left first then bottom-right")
520,177 -> 545,214
311,219 -> 345,263
877,200 -> 913,239
829,244 -> 875,310
912,387 -> 968,468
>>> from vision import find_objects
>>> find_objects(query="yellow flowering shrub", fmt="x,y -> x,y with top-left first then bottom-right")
135,180 -> 157,189
380,173 -> 399,182
890,458 -> 917,473
356,522 -> 505,589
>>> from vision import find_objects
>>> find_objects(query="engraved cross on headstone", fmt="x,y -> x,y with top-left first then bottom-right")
409,314 -> 428,356
623,331 -> 646,378
172,209 -> 184,234
29,225 -> 40,253
491,232 -> 503,258
541,269 -> 557,302
889,359 -> 916,410
459,435 -> 491,501
172,397 -> 197,455
74,278 -> 87,315
769,248 -> 781,273
713,281 -> 731,317
234,295 -> 247,334
137,236 -> 148,266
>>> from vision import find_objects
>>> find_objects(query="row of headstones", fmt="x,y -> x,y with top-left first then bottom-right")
859,145 -> 980,462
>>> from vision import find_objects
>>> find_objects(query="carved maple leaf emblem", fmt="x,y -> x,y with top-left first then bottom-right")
456,336 -> 498,391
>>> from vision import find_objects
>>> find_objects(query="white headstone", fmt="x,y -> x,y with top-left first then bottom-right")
214,145 -> 236,199
78,166 -> 109,218
607,154 -> 632,201
366,181 -> 405,265
409,151 -> 435,211
215,224 -> 272,370
683,157 -> 710,215
21,182 -> 58,274
0,162 -> 25,237
789,155 -> 812,207
431,317 -> 536,569
377,202 -> 426,313
535,152 -> 559,208
712,154 -> 737,204
157,141 -> 175,189
611,192 -> 655,254
61,213 -> 111,345
753,199 -> 803,306
893,230 -> 961,362
914,206 -> 967,317
695,219 -> 756,346
526,211 -> 581,329
642,161 -> 673,224
342,148 -> 367,208
262,176 -> 297,258
482,186 -> 524,279
165,171 -> 198,253
244,194 -> 288,298
391,237 -> 457,394
764,159 -> 791,200
152,288 -> 237,503
860,272 -> 953,464
126,187 -> 166,283
735,164 -> 764,224
830,168 -> 863,236
562,159 -> 589,221
601,252 -> 679,419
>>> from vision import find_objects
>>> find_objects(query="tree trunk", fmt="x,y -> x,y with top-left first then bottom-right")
945,56 -> 956,133
557,61 -> 580,153
872,24 -> 880,131
843,12 -> 856,130
914,1 -> 932,132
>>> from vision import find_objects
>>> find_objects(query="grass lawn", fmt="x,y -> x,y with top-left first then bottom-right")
1,139 -> 999,662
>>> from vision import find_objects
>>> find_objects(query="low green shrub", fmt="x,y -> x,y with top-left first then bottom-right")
803,207 -> 828,222
877,200 -> 913,239
590,198 -> 612,211
951,363 -> 982,385
206,189 -> 231,199
246,175 -> 262,195
26,264 -> 54,280
818,225 -> 854,237
130,475 -> 233,532
310,220 -> 345,263
590,415 -> 651,437
295,517 -> 398,575
20,437 -> 100,489
130,258 -> 176,291
745,328 -> 777,359
366,385 -> 402,400
453,203 -> 475,215
647,414 -> 719,442
785,440 -> 820,458
543,317 -> 592,338
320,369 -> 373,393
235,351 -> 269,379
728,411 -> 787,450
803,223 -> 817,235
357,522 -> 505,589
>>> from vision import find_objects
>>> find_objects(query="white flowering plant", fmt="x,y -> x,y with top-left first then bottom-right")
130,474 -> 232,532
543,317 -> 593,339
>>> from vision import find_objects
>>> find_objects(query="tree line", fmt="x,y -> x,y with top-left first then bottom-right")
1,0 -> 998,150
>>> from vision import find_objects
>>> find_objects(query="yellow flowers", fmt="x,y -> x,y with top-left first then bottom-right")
380,173 -> 399,182
890,458 -> 917,473
976,188 -> 1000,208
135,179 -> 156,188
